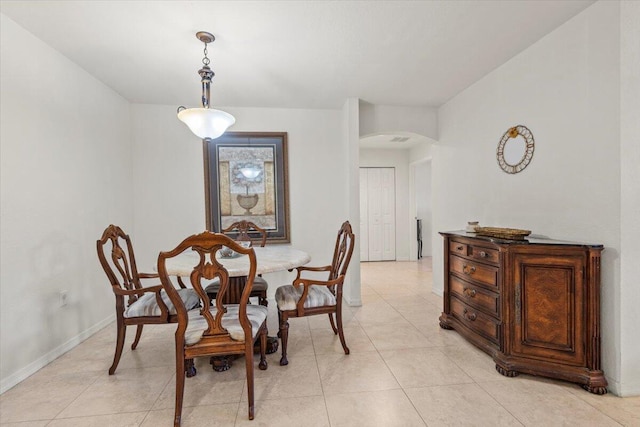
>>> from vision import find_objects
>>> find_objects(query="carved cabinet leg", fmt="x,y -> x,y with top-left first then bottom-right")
582,384 -> 608,395
495,364 -> 519,378
439,316 -> 453,330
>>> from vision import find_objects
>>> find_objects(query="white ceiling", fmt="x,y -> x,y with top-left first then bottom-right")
1,1 -> 594,111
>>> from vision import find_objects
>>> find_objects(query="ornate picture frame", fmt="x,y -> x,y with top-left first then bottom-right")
204,132 -> 290,243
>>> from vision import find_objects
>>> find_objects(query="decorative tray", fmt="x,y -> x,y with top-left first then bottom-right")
474,227 -> 531,240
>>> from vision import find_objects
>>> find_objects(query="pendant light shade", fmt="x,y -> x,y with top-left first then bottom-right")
177,107 -> 235,140
178,31 -> 235,140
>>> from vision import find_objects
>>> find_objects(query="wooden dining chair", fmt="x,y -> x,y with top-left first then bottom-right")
158,232 -> 268,427
96,224 -> 200,375
205,220 -> 269,306
275,221 -> 355,366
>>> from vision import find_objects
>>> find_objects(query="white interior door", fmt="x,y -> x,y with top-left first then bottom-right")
367,168 -> 383,261
360,167 -> 396,261
380,168 -> 396,260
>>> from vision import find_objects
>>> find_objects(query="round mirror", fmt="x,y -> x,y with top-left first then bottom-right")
503,135 -> 526,165
497,125 -> 534,174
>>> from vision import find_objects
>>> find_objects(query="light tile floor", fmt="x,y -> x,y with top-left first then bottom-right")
1,260 -> 639,426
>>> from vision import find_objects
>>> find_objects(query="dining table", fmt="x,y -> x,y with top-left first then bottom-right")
163,245 -> 311,370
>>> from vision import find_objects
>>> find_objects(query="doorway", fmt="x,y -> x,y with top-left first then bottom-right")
360,167 -> 396,261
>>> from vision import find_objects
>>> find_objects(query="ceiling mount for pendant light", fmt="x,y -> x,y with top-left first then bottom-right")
177,31 -> 235,140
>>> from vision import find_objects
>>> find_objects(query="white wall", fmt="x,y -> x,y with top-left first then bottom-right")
0,14 -> 132,392
343,98 -> 362,306
432,1 -> 628,394
359,103 -> 438,140
619,0 -> 640,397
131,104 -> 350,296
359,148 -> 411,261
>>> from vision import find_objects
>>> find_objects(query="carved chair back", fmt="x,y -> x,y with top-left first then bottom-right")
222,220 -> 268,247
97,224 -> 143,308
329,221 -> 355,283
157,232 -> 258,344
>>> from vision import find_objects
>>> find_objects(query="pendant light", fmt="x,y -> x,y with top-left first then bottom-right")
177,31 -> 235,140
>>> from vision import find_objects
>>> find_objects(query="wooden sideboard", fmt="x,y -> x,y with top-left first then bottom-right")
439,231 -> 607,394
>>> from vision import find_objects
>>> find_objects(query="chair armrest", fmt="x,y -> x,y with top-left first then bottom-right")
138,272 -> 160,279
176,276 -> 187,289
293,265 -> 332,281
114,284 -> 173,318
293,275 -> 343,289
113,284 -> 163,296
292,275 -> 344,315
295,265 -> 332,273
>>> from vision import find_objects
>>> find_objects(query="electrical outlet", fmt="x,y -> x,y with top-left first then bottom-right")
59,290 -> 68,307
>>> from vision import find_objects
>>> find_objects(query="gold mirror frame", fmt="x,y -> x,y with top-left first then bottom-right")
497,125 -> 535,174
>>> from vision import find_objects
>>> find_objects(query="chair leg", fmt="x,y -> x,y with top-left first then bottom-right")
109,317 -> 126,375
336,308 -> 350,355
174,349 -> 186,427
185,358 -> 197,377
206,292 -> 217,306
328,313 -> 338,334
279,313 -> 290,366
277,310 -> 282,338
259,290 -> 268,307
258,327 -> 268,370
245,343 -> 255,420
131,324 -> 144,350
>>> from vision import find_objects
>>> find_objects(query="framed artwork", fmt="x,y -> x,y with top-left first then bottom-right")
204,132 -> 290,243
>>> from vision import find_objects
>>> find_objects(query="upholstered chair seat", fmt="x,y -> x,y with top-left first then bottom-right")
185,304 -> 268,345
275,284 -> 336,311
123,288 -> 199,318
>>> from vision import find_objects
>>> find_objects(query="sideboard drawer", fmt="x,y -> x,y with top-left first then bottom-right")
469,245 -> 499,265
450,255 -> 498,289
450,296 -> 499,344
449,275 -> 499,317
449,241 -> 468,256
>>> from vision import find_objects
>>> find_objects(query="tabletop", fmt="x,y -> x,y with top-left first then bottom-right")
164,245 -> 311,277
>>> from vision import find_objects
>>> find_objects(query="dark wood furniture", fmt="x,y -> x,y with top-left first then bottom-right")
275,221 -> 355,366
158,232 -> 268,426
439,231 -> 607,394
96,225 -> 199,375
205,220 -> 269,306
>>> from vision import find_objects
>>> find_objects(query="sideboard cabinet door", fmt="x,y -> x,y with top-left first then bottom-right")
511,252 -> 585,366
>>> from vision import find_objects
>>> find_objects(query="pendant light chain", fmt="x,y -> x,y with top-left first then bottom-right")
202,43 -> 210,66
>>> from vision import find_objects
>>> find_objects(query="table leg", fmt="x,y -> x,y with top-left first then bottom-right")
210,355 -> 236,372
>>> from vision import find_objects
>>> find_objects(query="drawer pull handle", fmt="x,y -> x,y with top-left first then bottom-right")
463,288 -> 477,298
479,251 -> 488,258
463,308 -> 477,321
462,264 -> 476,275
456,245 -> 464,251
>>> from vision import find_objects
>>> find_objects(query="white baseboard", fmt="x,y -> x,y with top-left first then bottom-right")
0,314 -> 115,394
345,296 -> 362,307
607,377 -> 640,397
